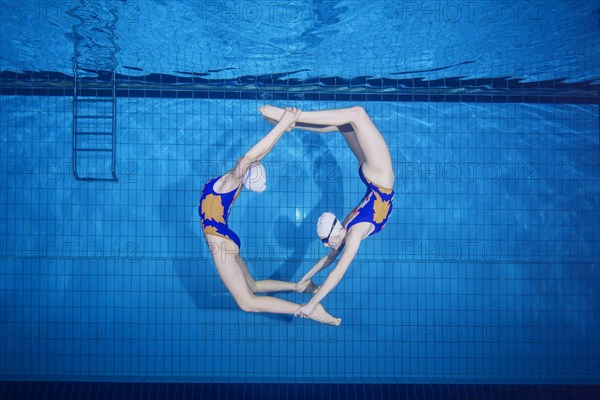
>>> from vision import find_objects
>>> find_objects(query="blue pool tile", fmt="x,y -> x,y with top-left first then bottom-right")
381,94 -> 398,101
523,95 -> 539,103
31,88 -> 48,96
589,96 -> 600,104
240,91 -> 258,99
15,88 -> 33,95
0,87 -> 16,95
192,91 -> 209,98
128,90 -> 145,97
177,91 -> 193,98
350,93 -> 366,101
442,94 -> 459,102
491,95 -> 509,102
143,89 -> 160,97
79,89 -> 97,96
224,91 -> 240,99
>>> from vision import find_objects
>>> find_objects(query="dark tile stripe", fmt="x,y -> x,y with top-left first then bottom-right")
1,86 -> 597,104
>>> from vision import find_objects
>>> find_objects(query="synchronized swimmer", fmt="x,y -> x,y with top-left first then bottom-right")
199,107 -> 341,326
199,105 -> 394,325
260,105 -> 395,320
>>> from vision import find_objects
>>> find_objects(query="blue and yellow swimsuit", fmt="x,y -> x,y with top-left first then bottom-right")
345,164 -> 395,236
199,177 -> 242,248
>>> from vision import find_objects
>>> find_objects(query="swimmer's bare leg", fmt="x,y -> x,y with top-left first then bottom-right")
260,106 -> 338,133
238,256 -> 299,293
253,279 -> 297,293
260,105 -> 377,137
250,277 -> 320,294
260,105 -> 393,184
208,236 -> 340,326
260,105 -> 365,162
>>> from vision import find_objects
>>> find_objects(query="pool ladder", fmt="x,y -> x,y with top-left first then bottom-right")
72,67 -> 118,182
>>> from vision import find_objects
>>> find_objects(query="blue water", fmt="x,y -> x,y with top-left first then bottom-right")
1,0 -> 599,82
0,0 -> 599,385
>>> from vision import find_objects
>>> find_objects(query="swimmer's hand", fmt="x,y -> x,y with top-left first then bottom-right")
294,301 -> 317,319
279,107 -> 302,132
295,279 -> 320,294
258,105 -> 301,131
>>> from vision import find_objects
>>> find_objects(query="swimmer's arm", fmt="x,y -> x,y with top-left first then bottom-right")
244,108 -> 300,163
299,247 -> 343,284
305,231 -> 362,306
298,214 -> 355,284
218,108 -> 300,191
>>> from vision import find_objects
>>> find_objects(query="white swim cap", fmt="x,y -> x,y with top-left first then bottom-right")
243,162 -> 267,192
317,212 -> 341,239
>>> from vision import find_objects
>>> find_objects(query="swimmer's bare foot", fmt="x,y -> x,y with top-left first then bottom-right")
309,304 -> 342,326
259,105 -> 285,122
259,105 -> 298,131
264,116 -> 277,125
296,280 -> 320,294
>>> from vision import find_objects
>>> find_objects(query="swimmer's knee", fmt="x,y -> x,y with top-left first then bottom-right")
239,275 -> 258,294
238,301 -> 254,313
351,105 -> 368,118
240,274 -> 258,293
236,295 -> 259,313
247,280 -> 259,294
